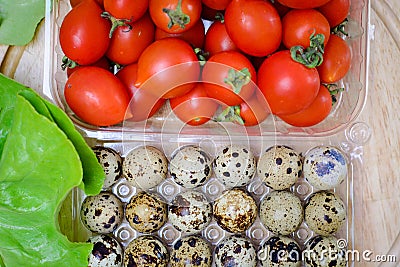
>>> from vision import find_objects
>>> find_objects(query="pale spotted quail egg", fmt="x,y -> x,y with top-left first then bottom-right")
122,146 -> 168,190
304,191 -> 346,236
214,235 -> 257,267
213,188 -> 257,233
303,146 -> 348,190
123,235 -> 169,267
92,146 -> 122,189
80,192 -> 123,234
257,145 -> 302,190
169,190 -> 212,234
259,190 -> 303,235
170,235 -> 212,267
125,191 -> 167,233
213,145 -> 256,188
169,145 -> 212,188
258,235 -> 302,267
88,234 -> 123,267
303,235 -> 347,267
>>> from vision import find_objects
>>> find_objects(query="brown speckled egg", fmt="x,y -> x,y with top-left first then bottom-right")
258,235 -> 302,267
257,145 -> 302,190
125,191 -> 167,233
80,192 -> 123,234
304,191 -> 346,236
213,145 -> 256,188
213,188 -> 257,233
259,190 -> 303,235
170,235 -> 212,267
123,235 -> 169,267
88,234 -> 123,267
214,235 -> 257,267
303,146 -> 348,190
122,146 -> 168,190
92,146 -> 122,189
169,145 -> 212,188
304,235 -> 347,267
169,190 -> 212,234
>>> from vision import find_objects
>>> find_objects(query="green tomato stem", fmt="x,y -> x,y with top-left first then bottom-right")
101,11 -> 132,38
290,32 -> 325,68
223,67 -> 251,95
162,0 -> 190,29
332,18 -> 349,37
214,106 -> 245,125
61,56 -> 78,71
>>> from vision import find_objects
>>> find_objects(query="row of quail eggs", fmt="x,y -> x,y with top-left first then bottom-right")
81,143 -> 349,266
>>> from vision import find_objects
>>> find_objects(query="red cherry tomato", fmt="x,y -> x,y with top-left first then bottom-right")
282,9 -> 330,49
201,0 -> 231,10
60,0 -> 111,65
66,57 -> 112,77
104,0 -> 148,21
200,3 -> 222,21
277,0 -> 331,9
116,63 -> 166,121
224,0 -> 282,57
149,0 -> 202,34
135,38 -> 201,99
257,50 -> 320,115
106,13 -> 155,65
170,83 -> 219,126
317,35 -> 351,83
269,0 -> 291,17
202,51 -> 257,106
70,0 -> 103,8
278,84 -> 332,127
238,92 -> 270,126
318,0 -> 350,27
155,19 -> 205,48
204,20 -> 239,57
64,67 -> 131,126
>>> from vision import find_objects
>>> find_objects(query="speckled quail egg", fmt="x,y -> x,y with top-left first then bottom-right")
257,145 -> 302,190
169,145 -> 212,188
304,191 -> 346,236
258,235 -> 302,267
93,146 -> 122,189
125,191 -> 167,233
123,235 -> 169,267
122,146 -> 168,190
169,190 -> 212,234
170,235 -> 212,267
303,235 -> 347,267
213,188 -> 257,233
88,234 -> 123,267
214,235 -> 257,267
213,145 -> 256,188
259,190 -> 303,235
80,192 -> 123,234
303,146 -> 348,190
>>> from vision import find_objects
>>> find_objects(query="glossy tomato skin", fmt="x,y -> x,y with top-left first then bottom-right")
317,35 -> 351,83
170,83 -> 219,126
202,51 -> 257,106
60,0 -> 110,65
239,93 -> 270,126
204,20 -> 239,57
282,9 -> 330,49
135,38 -> 201,99
70,0 -> 103,8
104,0 -> 148,21
318,0 -> 350,27
64,67 -> 131,126
149,0 -> 202,34
155,19 -> 205,48
201,0 -> 231,10
257,50 -> 320,115
116,63 -> 166,121
224,0 -> 282,57
279,84 -> 332,127
66,57 -> 112,77
277,0 -> 331,9
106,13 -> 155,65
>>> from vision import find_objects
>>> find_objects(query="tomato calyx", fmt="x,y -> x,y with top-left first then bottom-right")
332,18 -> 349,37
224,67 -> 251,94
215,105 -> 245,125
290,32 -> 325,68
325,83 -> 345,105
194,48 -> 209,66
162,0 -> 190,29
61,56 -> 78,70
101,11 -> 132,38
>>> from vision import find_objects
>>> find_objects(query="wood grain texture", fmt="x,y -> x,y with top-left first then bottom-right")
0,0 -> 399,266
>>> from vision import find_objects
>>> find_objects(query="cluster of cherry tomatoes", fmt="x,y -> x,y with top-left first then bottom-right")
60,0 -> 352,127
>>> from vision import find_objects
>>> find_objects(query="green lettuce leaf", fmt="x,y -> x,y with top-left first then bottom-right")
0,96 -> 92,266
0,0 -> 45,45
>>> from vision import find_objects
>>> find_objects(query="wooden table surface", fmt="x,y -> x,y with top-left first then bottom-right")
1,0 -> 399,266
